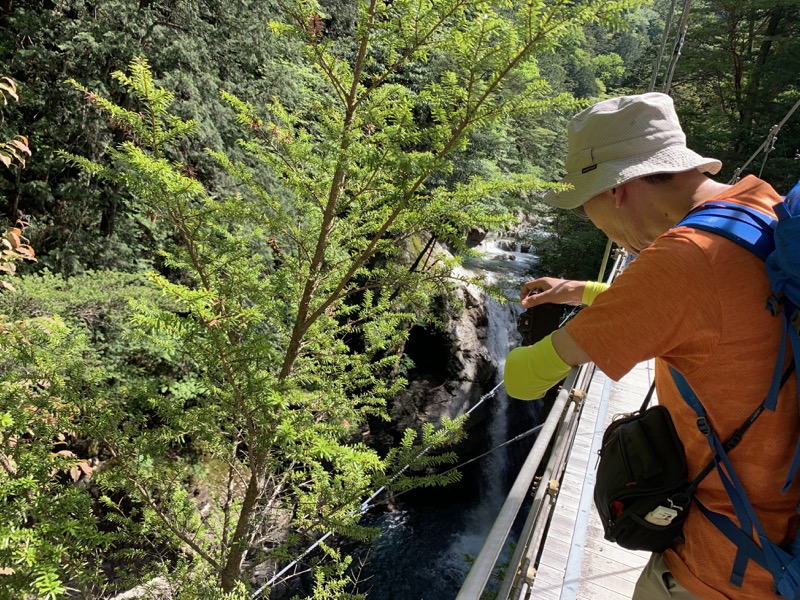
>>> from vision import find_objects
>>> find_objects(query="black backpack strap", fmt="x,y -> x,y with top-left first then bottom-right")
639,382 -> 656,412
636,359 -> 794,500
682,361 -> 796,498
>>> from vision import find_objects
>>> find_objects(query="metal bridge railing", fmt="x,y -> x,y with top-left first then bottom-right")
496,363 -> 595,599
454,364 -> 593,600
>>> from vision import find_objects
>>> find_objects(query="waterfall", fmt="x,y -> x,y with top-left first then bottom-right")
436,295 -> 520,580
481,297 -> 521,500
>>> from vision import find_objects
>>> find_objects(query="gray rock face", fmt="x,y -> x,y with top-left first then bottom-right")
385,281 -> 507,450
365,238 -> 536,458
465,228 -> 487,247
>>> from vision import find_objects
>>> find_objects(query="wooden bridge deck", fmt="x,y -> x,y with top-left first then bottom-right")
530,361 -> 656,600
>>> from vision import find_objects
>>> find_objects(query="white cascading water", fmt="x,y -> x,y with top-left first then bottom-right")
437,236 -> 536,577
479,297 -> 518,505
437,295 -> 520,576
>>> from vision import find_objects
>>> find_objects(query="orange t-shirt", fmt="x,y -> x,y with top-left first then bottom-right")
567,175 -> 800,599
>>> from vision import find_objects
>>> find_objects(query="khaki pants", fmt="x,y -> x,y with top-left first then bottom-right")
632,553 -> 701,600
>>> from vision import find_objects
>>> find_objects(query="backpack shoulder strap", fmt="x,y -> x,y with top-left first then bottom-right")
671,366 -> 800,595
676,201 -> 776,262
784,179 -> 800,216
677,196 -> 800,492
671,195 -> 800,595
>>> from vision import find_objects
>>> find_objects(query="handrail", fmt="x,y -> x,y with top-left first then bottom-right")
596,238 -> 613,283
454,367 -> 581,600
495,364 -> 595,599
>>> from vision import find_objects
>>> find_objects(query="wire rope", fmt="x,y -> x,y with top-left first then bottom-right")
729,97 -> 800,184
650,0 -> 678,92
427,423 -> 545,482
661,0 -> 694,95
598,0 -> 692,274
360,421 -> 549,518
758,126 -> 779,179
252,379 -> 508,598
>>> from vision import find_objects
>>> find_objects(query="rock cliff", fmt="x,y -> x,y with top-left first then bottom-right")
390,280 -> 499,435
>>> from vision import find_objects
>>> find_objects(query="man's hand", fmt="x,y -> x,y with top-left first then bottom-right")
519,277 -> 586,308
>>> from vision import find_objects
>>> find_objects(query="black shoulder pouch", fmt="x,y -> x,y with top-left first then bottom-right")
593,403 -> 691,552
594,363 -> 796,554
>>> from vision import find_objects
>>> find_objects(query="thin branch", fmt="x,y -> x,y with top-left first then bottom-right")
353,0 -> 472,111
279,0 -> 381,380
134,480 -> 221,569
249,128 -> 326,211
104,441 -> 221,570
348,145 -> 395,201
220,441 -> 239,552
0,451 -> 16,477
310,47 -> 350,106
274,0 -> 348,102
282,0 -> 606,380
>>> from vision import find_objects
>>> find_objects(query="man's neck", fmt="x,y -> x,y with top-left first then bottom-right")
637,172 -> 733,245
660,171 -> 733,223
689,175 -> 733,206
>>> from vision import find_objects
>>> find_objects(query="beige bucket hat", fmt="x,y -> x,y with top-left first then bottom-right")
543,92 -> 722,209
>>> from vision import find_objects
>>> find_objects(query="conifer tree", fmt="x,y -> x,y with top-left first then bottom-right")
53,0 -> 640,594
673,0 -> 800,190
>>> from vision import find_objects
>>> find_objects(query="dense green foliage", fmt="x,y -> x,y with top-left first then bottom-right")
673,0 -> 800,193
0,316 -> 114,599
529,209 -> 610,280
0,0 -> 302,274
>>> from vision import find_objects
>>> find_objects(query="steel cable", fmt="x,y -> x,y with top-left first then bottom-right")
252,379 -> 509,597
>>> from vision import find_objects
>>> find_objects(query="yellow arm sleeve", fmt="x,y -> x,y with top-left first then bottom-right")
581,280 -> 610,306
504,333 -> 571,401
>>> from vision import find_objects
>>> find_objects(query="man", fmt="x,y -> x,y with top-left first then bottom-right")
504,93 -> 799,599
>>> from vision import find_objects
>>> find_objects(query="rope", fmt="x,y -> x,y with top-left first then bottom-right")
558,306 -> 580,329
661,0 -> 693,95
362,421 -> 548,516
649,0 -> 678,92
252,378 -> 507,598
252,532 -> 333,597
598,0 -> 689,280
356,380 -> 504,513
729,97 -> 800,184
431,423 -> 545,481
758,125 -> 779,178
471,380 -> 505,412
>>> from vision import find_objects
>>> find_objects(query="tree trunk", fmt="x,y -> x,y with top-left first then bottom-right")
100,197 -> 117,236
738,6 -> 783,152
219,456 -> 264,592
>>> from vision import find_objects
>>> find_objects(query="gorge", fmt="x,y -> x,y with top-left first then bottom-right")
354,239 -> 558,599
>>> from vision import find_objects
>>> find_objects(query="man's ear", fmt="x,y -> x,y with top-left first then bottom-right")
612,182 -> 627,209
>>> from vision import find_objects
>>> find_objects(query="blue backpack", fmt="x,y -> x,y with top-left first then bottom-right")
672,180 -> 800,598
